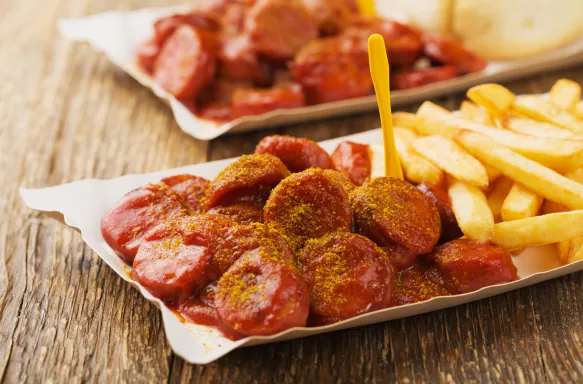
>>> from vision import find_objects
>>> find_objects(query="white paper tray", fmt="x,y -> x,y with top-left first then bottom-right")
58,6 -> 583,140
20,128 -> 583,364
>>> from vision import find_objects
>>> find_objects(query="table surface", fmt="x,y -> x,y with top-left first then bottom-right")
2,0 -> 583,382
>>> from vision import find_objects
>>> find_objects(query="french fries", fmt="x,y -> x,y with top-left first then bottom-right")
448,178 -> 494,241
549,79 -> 581,112
467,84 -> 515,118
512,95 -> 583,133
575,101 -> 583,119
460,101 -> 495,126
541,168 -> 583,264
416,109 -> 583,172
392,112 -> 417,130
487,177 -> 514,221
387,78 -> 583,265
484,164 -> 502,183
503,116 -> 576,139
455,132 -> 583,209
492,211 -> 583,249
500,183 -> 543,221
415,101 -> 454,137
412,135 -> 489,188
393,128 -> 446,184
370,142 -> 444,185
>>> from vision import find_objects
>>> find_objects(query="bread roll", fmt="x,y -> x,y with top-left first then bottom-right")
376,0 -> 583,60
453,0 -> 583,59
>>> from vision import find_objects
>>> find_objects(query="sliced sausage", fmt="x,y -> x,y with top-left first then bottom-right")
322,169 -> 356,195
231,83 -> 306,119
417,182 -> 462,242
197,79 -> 250,122
215,247 -> 310,336
298,232 -> 393,325
300,0 -> 357,35
153,24 -> 217,100
153,13 -> 219,44
101,183 -> 189,264
423,33 -> 487,74
136,38 -> 161,74
428,239 -> 518,294
391,260 -> 450,306
352,177 -> 441,255
264,168 -> 352,249
391,65 -> 458,90
245,0 -> 318,60
330,141 -> 372,185
174,282 -> 244,340
348,18 -> 423,65
205,154 -> 290,210
382,244 -> 419,271
206,201 -> 264,225
161,174 -> 210,214
218,34 -> 273,86
254,135 -> 332,172
132,215 -> 234,300
291,36 -> 372,104
209,222 -> 295,280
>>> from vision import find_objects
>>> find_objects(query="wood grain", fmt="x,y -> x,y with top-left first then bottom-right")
1,0 -> 583,382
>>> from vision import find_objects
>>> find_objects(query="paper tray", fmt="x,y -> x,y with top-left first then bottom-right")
20,128 -> 583,364
58,6 -> 583,141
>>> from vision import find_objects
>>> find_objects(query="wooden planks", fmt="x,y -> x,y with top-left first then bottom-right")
0,0 -> 583,381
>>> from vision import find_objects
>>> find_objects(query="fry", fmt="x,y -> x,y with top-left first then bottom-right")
492,211 -> 583,249
568,242 -> 583,263
448,178 -> 494,241
370,143 -> 443,185
394,127 -> 417,146
455,132 -> 583,209
487,177 -> 514,221
500,183 -> 543,221
549,79 -> 581,112
460,101 -> 494,126
416,109 -> 583,172
484,164 -> 502,183
412,135 -> 488,188
503,116 -> 575,139
467,84 -> 515,118
415,101 -> 453,137
575,100 -> 583,119
541,168 -> 583,264
511,95 -> 583,132
392,112 -> 417,130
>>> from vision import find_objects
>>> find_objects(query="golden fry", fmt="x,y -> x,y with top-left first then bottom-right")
370,143 -> 444,185
484,164 -> 502,183
415,101 -> 454,137
416,109 -> 583,172
575,100 -> 583,119
511,95 -> 583,132
412,135 -> 489,188
392,112 -> 417,130
549,79 -> 581,112
492,211 -> 583,249
467,84 -> 516,118
500,183 -> 543,221
487,177 -> 514,222
503,116 -> 575,139
455,132 -> 583,209
448,178 -> 494,241
460,101 -> 495,126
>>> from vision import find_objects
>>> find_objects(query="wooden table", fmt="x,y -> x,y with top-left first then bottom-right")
2,0 -> 583,382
